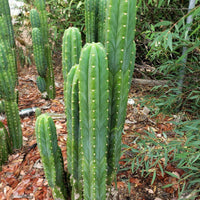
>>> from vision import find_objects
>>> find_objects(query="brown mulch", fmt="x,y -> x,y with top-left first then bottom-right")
0,63 -> 193,200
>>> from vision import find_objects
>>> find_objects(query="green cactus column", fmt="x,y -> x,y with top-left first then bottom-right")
65,65 -> 82,200
35,114 -> 67,200
105,0 -> 137,184
0,69 -> 22,150
79,43 -> 109,200
0,0 -> 15,48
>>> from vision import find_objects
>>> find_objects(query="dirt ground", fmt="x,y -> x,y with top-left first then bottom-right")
0,59 -> 198,200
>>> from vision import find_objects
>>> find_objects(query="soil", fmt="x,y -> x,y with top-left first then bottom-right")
0,60 -> 199,200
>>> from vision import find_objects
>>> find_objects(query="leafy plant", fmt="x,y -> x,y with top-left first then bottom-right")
123,119 -> 200,199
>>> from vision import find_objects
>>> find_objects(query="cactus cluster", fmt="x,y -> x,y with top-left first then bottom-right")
30,0 -> 55,99
0,122 -> 12,171
35,0 -> 137,199
0,0 -> 22,150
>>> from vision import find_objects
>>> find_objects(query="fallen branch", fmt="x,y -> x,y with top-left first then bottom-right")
132,78 -> 169,86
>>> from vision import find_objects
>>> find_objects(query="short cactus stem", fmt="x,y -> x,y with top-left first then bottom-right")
62,27 -> 82,82
5,101 -> 22,149
79,43 -> 109,200
32,28 -> 47,77
35,114 -> 67,200
0,121 -> 12,170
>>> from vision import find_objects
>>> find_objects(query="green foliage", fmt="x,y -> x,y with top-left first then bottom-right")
124,119 -> 200,198
139,3 -> 200,116
35,114 -> 68,200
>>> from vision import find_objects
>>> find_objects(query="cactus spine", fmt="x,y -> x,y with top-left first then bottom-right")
105,0 -> 137,184
62,27 -> 82,82
35,114 -> 67,200
30,0 -> 55,99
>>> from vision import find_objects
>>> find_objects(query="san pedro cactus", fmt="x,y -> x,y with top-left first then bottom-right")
30,0 -> 55,99
36,76 -> 46,93
78,43 -> 109,200
0,122 -> 12,171
0,0 -> 16,48
35,114 -> 68,200
105,0 -> 137,184
0,18 -> 17,82
0,48 -> 22,150
85,0 -> 107,43
62,27 -> 82,82
65,65 -> 82,200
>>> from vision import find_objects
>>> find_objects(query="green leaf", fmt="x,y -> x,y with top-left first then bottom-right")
154,21 -> 172,28
167,32 -> 173,51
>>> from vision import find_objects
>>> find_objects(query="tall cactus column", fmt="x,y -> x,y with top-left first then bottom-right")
105,0 -> 137,184
79,43 -> 109,200
65,65 -> 82,200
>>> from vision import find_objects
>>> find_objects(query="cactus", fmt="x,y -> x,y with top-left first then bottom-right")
0,48 -> 22,150
30,0 -> 55,99
36,76 -> 46,93
65,65 -> 82,200
32,28 -> 47,77
78,43 -> 109,200
35,108 -> 42,118
35,114 -> 68,200
0,18 -> 17,82
62,27 -> 82,82
0,100 -> 5,113
0,0 -> 15,48
105,0 -> 137,184
0,122 -> 11,171
30,9 -> 41,29
4,101 -> 22,149
85,0 -> 107,43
